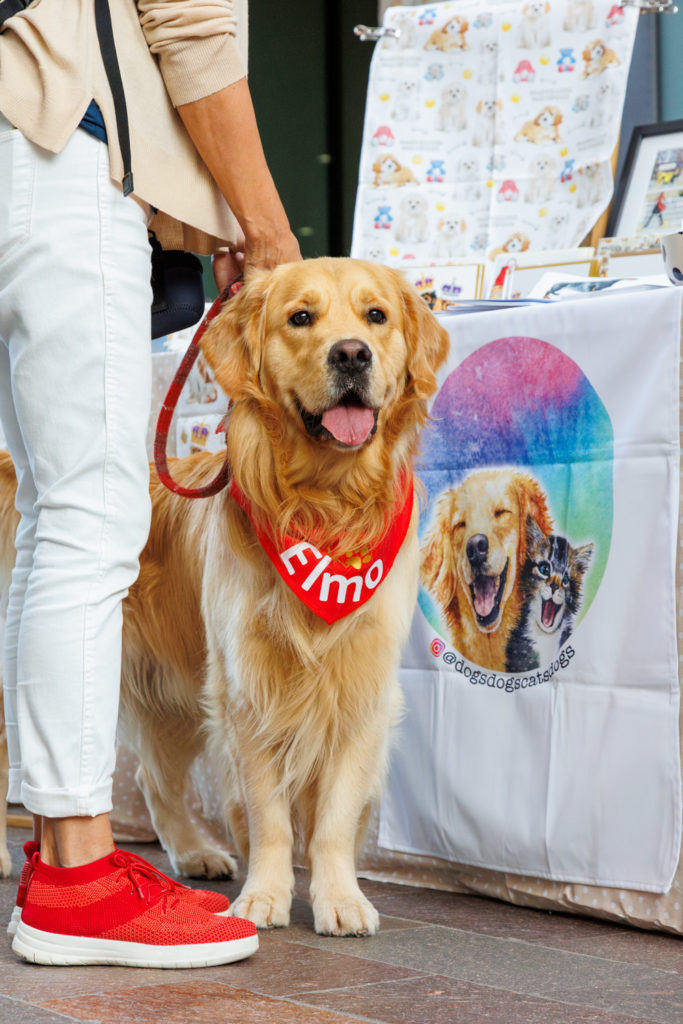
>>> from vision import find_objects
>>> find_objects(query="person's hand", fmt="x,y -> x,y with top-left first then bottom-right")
213,227 -> 301,292
212,241 -> 245,294
242,226 -> 301,277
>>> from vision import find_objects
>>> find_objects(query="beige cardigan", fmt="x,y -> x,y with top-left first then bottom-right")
0,0 -> 249,253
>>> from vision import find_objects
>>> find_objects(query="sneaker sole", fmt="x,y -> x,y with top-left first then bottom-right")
8,904 -> 230,939
11,920 -> 258,968
6,906 -> 20,939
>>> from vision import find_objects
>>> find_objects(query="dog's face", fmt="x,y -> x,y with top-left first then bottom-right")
421,469 -> 553,634
442,83 -> 465,104
438,217 -> 466,237
204,258 -> 449,458
523,1 -> 549,18
375,154 -> 400,176
584,41 -> 604,61
531,155 -> 556,176
504,233 -> 530,254
444,16 -> 467,36
477,98 -> 501,118
457,158 -> 480,179
400,195 -> 428,217
536,106 -> 561,128
397,79 -> 417,97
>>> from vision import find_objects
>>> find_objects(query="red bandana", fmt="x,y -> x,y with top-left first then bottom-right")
229,476 -> 414,624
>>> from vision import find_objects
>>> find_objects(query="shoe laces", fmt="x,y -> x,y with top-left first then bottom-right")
111,851 -> 180,910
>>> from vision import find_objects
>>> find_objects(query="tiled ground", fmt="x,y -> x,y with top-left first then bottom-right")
1,825 -> 681,1024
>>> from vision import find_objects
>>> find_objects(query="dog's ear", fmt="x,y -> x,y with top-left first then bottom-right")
420,490 -> 458,603
398,275 -> 450,400
516,473 -> 553,543
201,270 -> 270,399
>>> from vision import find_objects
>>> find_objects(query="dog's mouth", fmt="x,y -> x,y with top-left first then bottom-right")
470,560 -> 508,628
298,393 -> 379,448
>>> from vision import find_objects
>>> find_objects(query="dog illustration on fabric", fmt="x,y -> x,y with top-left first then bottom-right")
425,15 -> 469,52
416,334 -> 613,675
421,468 -> 553,671
421,469 -> 595,673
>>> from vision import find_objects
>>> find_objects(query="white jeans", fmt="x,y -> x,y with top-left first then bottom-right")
0,114 -> 152,817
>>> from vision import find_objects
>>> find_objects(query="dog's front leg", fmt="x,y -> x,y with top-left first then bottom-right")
308,727 -> 386,936
231,754 -> 295,929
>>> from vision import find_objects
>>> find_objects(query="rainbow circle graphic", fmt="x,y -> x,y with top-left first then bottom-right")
418,336 -> 613,650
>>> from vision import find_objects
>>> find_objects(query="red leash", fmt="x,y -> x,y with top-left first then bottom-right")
153,276 -> 242,498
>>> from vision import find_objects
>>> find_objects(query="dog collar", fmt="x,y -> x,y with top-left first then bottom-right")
229,476 -> 414,624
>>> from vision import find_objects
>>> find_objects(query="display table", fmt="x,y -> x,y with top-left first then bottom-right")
113,284 -> 683,935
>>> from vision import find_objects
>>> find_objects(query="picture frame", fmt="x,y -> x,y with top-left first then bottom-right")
607,120 -> 683,238
595,234 -> 665,278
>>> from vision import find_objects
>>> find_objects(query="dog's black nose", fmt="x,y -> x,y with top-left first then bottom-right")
328,339 -> 372,374
466,534 -> 489,567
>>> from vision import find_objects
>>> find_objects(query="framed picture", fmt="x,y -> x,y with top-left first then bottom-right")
595,234 -> 665,279
607,120 -> 683,238
488,248 -> 595,300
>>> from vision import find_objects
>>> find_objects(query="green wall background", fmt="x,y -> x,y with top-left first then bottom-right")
658,13 -> 683,121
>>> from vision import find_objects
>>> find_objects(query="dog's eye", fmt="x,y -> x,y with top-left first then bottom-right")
537,561 -> 551,578
367,308 -> 387,325
289,310 -> 313,327
494,508 -> 510,518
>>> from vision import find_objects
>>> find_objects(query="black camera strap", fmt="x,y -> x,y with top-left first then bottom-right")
94,0 -> 134,196
0,0 -> 33,27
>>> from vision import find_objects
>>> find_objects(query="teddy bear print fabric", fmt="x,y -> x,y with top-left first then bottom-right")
351,1 -> 638,266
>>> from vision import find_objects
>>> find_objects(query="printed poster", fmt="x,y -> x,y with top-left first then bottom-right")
380,286 -> 682,891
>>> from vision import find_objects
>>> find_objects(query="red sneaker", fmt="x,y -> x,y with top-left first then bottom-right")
12,850 -> 257,967
126,852 -> 231,916
6,839 -> 39,939
7,844 -> 230,939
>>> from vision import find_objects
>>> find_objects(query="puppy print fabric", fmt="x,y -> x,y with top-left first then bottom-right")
351,0 -> 638,265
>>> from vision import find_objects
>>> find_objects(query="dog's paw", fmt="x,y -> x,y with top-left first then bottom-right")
231,887 -> 291,929
313,891 -> 380,937
170,847 -> 238,880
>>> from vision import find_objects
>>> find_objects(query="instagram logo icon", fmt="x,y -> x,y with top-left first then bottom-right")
430,638 -> 445,657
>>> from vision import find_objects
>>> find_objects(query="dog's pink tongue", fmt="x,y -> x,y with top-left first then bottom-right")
474,576 -> 498,618
321,405 -> 375,446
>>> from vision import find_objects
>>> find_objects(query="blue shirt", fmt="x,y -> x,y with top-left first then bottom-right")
79,100 -> 107,143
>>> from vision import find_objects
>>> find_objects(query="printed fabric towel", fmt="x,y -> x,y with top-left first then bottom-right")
351,0 -> 638,266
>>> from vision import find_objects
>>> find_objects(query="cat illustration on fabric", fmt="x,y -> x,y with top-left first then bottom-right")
506,517 -> 594,673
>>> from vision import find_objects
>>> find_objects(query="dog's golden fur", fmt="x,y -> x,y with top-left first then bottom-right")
420,468 -> 552,671
0,258 -> 449,935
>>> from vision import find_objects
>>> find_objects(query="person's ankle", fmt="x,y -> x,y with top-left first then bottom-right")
40,813 -> 115,868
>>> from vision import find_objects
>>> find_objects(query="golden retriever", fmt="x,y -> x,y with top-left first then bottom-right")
420,468 -> 553,671
0,258 -> 449,936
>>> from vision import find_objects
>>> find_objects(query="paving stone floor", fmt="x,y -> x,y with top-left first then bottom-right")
1,826 -> 681,1024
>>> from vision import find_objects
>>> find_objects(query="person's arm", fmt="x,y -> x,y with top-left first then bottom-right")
137,0 -> 300,278
177,77 -> 301,278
